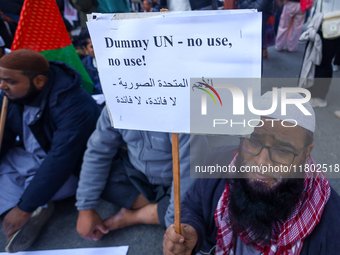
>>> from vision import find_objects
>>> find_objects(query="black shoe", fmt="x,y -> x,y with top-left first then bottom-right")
5,202 -> 55,253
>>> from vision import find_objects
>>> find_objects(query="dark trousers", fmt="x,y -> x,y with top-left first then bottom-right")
274,5 -> 284,36
333,46 -> 340,66
100,150 -> 171,228
308,32 -> 340,100
262,11 -> 272,50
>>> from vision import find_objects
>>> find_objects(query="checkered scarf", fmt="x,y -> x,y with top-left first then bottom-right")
214,153 -> 331,255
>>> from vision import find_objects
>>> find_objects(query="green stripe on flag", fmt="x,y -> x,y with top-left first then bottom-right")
40,45 -> 94,94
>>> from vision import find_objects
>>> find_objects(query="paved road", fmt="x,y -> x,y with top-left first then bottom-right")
1,42 -> 339,254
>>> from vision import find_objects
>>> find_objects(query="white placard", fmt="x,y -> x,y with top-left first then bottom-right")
0,246 -> 129,255
87,10 -> 261,133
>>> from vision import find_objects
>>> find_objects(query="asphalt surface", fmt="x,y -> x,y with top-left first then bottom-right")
1,41 -> 340,254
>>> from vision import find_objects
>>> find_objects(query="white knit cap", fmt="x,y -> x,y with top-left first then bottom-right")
258,88 -> 315,133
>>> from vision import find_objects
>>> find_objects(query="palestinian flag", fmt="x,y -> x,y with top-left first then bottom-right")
11,0 -> 94,94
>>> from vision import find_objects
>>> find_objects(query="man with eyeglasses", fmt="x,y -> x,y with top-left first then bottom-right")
163,90 -> 340,255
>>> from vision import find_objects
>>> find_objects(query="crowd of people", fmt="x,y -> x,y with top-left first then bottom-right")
0,0 -> 340,254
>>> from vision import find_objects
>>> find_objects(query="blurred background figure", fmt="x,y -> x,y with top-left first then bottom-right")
332,48 -> 340,72
275,0 -> 306,52
0,35 -> 10,58
141,0 -> 160,12
166,0 -> 191,11
299,0 -> 340,108
79,29 -> 102,95
264,14 -> 276,56
239,0 -> 275,58
68,0 -> 98,29
152,0 -> 162,10
274,0 -> 284,35
0,0 -> 23,33
223,0 -> 274,58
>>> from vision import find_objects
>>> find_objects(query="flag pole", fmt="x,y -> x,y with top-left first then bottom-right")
171,133 -> 182,235
0,96 -> 8,152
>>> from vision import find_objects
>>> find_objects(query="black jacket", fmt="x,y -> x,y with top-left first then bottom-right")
239,0 -> 274,14
181,145 -> 340,254
0,61 -> 101,213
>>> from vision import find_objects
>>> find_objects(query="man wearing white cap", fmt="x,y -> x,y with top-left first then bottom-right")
163,89 -> 340,255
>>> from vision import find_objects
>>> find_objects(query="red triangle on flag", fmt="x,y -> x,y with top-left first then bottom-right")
11,0 -> 72,52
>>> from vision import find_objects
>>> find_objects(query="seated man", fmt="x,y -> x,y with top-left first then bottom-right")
0,49 -> 101,252
76,106 -> 208,240
163,91 -> 340,255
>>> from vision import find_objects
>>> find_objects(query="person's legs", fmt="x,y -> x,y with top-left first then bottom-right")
285,16 -> 294,50
287,3 -> 305,52
262,12 -> 272,49
100,156 -> 141,210
130,193 -> 149,209
332,44 -> 340,71
275,2 -> 293,51
308,34 -> 340,100
262,11 -> 271,59
333,47 -> 340,66
5,175 -> 78,252
0,172 -> 26,216
50,175 -> 78,201
100,151 -> 170,230
103,200 -> 159,231
0,148 -> 56,253
274,5 -> 284,36
0,147 -> 41,215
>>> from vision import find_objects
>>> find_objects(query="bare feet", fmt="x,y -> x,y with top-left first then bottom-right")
103,208 -> 133,231
103,203 -> 159,231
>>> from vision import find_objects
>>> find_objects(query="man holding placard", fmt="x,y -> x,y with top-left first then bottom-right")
163,91 -> 340,255
75,106 -> 208,240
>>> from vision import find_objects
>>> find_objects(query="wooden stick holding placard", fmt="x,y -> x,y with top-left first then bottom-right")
171,133 -> 182,235
0,96 -> 8,152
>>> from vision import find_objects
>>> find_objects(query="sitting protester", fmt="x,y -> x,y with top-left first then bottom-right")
0,49 -> 101,253
76,105 -> 208,240
163,90 -> 340,255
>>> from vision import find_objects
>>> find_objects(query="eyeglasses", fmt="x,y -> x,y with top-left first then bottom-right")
239,138 -> 305,165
